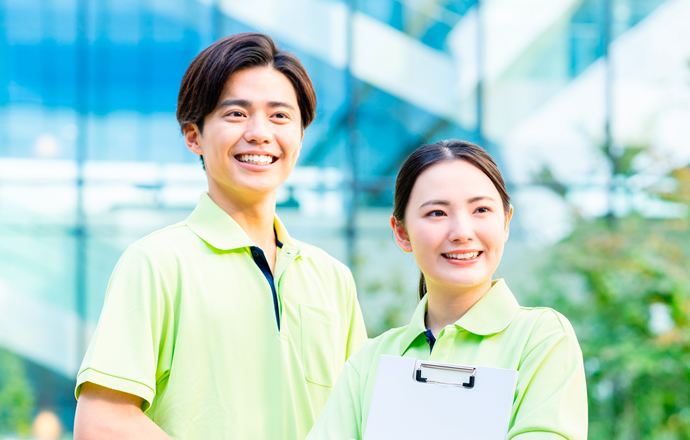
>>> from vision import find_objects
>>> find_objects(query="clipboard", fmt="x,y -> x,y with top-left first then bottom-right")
363,355 -> 518,440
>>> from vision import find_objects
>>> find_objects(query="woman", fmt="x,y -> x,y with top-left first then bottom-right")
307,140 -> 587,439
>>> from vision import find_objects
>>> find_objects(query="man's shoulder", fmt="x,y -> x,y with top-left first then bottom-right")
115,220 -> 201,272
291,238 -> 352,275
131,220 -> 196,253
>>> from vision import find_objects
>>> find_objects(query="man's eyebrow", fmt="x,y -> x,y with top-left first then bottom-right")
419,200 -> 451,208
216,99 -> 297,111
217,99 -> 252,109
267,101 -> 297,111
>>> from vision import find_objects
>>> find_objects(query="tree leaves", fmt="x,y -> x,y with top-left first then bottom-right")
0,349 -> 35,437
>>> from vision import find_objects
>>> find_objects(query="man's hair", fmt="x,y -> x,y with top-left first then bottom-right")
177,33 -> 317,134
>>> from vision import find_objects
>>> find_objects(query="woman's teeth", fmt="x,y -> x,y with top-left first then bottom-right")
237,154 -> 275,165
443,251 -> 481,260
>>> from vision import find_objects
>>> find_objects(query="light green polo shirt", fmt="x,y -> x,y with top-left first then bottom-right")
307,279 -> 588,440
76,192 -> 367,440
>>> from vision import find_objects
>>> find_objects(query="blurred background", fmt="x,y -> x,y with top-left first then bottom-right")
0,0 -> 689,438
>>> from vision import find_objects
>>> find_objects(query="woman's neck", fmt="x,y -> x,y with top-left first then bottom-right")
424,279 -> 493,337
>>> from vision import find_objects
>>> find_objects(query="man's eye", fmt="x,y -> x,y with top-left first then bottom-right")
273,112 -> 288,119
226,111 -> 244,117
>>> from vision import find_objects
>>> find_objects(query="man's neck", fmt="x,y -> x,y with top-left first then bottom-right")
207,185 -> 277,253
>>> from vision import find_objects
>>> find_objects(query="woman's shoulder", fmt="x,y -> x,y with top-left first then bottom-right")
508,305 -> 581,359
513,305 -> 576,336
347,325 -> 411,373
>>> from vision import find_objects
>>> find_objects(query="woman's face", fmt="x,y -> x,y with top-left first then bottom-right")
391,159 -> 512,295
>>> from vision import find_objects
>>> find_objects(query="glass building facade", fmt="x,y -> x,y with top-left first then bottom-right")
1,0 -> 688,438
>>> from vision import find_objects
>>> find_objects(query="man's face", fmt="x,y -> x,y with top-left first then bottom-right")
184,66 -> 303,200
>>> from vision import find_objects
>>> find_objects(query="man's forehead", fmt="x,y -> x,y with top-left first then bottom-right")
221,67 -> 297,101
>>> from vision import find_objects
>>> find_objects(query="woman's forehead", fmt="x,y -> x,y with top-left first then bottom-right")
410,160 -> 499,201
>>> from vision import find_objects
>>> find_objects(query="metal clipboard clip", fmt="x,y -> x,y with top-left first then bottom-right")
414,362 -> 476,389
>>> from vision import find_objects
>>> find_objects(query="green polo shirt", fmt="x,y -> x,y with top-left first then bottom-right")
307,279 -> 587,440
76,193 -> 367,440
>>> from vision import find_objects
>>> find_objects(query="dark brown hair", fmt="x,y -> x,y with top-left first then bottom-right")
392,140 -> 511,299
176,33 -> 317,165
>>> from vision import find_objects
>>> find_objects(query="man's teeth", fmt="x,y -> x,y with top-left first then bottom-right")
444,252 -> 480,260
237,154 -> 274,165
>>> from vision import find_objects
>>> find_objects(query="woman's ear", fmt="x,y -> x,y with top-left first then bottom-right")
183,124 -> 203,156
390,215 -> 413,253
504,204 -> 514,242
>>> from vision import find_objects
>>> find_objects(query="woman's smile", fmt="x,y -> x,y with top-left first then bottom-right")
441,250 -> 483,264
394,159 -> 512,296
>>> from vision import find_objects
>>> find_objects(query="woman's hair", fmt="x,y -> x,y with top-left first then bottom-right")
392,139 -> 511,299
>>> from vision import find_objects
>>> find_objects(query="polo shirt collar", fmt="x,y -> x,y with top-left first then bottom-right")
399,294 -> 430,355
273,214 -> 294,247
186,192 -> 296,251
399,279 -> 520,355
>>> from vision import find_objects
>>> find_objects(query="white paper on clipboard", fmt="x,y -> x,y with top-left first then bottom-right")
363,355 -> 518,440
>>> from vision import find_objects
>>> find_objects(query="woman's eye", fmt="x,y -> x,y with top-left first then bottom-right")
427,210 -> 445,217
475,206 -> 490,214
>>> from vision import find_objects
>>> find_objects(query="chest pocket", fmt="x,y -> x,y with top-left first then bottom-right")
300,304 -> 337,387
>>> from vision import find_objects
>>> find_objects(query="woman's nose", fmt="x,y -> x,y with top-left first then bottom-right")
447,215 -> 473,242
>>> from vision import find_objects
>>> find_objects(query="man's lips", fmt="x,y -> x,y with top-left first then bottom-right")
235,153 -> 278,165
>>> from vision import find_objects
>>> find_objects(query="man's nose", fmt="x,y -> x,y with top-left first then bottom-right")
244,114 -> 273,144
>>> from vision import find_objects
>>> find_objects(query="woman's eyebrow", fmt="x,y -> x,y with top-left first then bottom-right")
419,199 -> 450,208
467,195 -> 496,204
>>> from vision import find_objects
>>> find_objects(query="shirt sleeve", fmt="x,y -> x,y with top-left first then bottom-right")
306,357 -> 364,440
508,311 -> 588,440
74,244 -> 175,411
344,271 -> 368,360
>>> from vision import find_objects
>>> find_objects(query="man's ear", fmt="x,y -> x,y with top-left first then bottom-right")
390,215 -> 412,253
184,124 -> 203,156
504,204 -> 514,243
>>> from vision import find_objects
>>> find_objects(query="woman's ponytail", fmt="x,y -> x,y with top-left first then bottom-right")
419,273 -> 427,300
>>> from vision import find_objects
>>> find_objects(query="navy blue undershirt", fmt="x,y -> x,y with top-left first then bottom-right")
424,329 -> 437,353
249,236 -> 283,331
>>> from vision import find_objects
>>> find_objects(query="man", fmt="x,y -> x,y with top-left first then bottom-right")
74,33 -> 367,440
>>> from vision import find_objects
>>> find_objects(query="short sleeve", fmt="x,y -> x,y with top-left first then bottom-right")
307,358 -> 364,440
344,271 -> 367,360
508,312 -> 588,439
74,244 -> 175,411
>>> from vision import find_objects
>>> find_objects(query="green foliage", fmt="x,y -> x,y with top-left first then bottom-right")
604,144 -> 647,175
353,241 -> 417,338
0,348 -> 35,437
520,163 -> 690,439
523,215 -> 690,438
534,166 -> 568,197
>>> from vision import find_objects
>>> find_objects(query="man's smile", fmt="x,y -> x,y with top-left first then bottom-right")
235,153 -> 278,165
